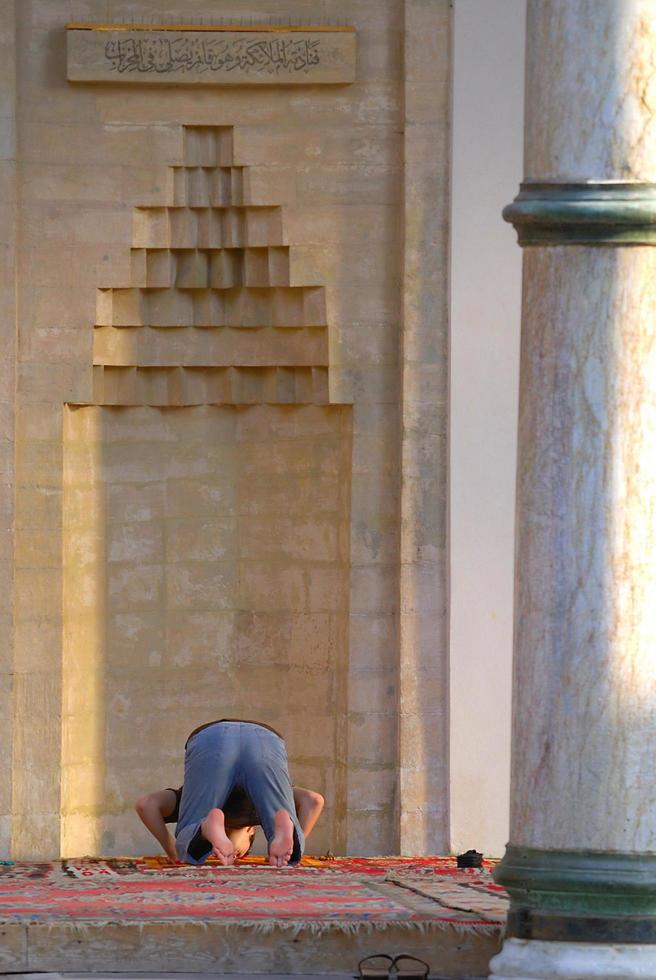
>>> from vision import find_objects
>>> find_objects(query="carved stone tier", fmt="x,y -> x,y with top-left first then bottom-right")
169,167 -> 247,207
129,247 -> 292,289
90,365 -> 329,406
132,206 -> 284,249
93,326 -> 327,368
96,287 -> 326,328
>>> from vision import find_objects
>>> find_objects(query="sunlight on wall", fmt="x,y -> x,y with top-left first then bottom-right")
449,0 -> 525,857
61,406 -> 106,856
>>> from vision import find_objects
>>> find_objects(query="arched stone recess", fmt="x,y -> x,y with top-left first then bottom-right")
62,125 -> 352,857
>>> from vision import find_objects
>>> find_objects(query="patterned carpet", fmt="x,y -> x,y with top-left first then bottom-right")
0,856 -> 508,933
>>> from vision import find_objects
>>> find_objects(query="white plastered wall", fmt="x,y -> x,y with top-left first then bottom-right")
449,0 -> 526,858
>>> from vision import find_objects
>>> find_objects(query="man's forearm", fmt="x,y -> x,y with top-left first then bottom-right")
136,802 -> 177,860
294,788 -> 324,840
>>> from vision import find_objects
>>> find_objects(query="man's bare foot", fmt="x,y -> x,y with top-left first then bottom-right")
200,808 -> 235,866
268,809 -> 295,868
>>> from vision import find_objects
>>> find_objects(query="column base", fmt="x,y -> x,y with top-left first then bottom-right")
489,938 -> 656,979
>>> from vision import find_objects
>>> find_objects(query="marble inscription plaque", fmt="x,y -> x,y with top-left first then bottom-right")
67,26 -> 356,85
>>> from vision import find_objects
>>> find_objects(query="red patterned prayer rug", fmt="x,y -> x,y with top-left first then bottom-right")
0,857 -> 507,932
137,853 -> 501,877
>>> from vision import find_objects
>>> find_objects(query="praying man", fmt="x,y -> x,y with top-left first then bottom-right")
136,718 -> 324,868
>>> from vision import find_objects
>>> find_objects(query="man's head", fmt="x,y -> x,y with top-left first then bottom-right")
226,823 -> 257,858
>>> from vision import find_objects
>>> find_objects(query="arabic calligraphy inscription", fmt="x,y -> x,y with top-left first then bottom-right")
67,29 -> 356,85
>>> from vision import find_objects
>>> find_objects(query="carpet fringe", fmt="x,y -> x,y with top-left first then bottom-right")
41,918 -> 500,938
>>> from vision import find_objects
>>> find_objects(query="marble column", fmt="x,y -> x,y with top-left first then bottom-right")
490,2 -> 656,978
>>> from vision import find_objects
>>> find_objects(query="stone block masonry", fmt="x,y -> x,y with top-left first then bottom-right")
4,0 -> 452,862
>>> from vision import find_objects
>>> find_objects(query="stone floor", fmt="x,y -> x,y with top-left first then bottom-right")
9,973 -> 484,980
7,974 -> 487,980
0,918 -> 499,978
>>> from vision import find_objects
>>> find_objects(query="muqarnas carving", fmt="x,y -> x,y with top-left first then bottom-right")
93,126 -> 329,407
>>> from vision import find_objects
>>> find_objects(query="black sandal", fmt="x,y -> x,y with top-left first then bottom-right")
392,955 -> 430,979
358,954 -> 396,978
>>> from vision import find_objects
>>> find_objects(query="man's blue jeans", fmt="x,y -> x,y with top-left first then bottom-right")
175,721 -> 305,865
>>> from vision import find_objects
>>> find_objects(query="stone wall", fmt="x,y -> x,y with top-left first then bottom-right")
2,0 -> 451,859
0,0 -> 17,860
